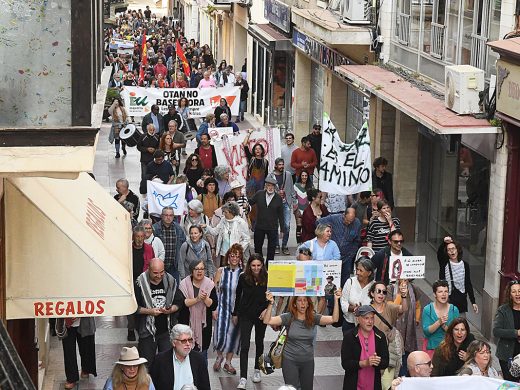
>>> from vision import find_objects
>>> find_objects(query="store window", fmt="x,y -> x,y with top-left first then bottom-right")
420,133 -> 490,292
345,86 -> 368,142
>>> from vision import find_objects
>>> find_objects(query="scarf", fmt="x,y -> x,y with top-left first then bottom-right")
179,276 -> 215,349
392,283 -> 417,353
113,374 -> 150,390
136,272 -> 177,340
188,239 -> 204,257
357,328 -> 376,390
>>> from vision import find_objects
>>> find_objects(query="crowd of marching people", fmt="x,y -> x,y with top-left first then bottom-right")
56,7 -> 520,390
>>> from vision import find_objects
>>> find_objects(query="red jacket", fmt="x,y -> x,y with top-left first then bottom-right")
142,242 -> 155,272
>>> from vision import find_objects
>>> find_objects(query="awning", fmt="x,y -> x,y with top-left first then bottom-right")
247,23 -> 293,51
4,173 -> 136,319
335,65 -> 499,134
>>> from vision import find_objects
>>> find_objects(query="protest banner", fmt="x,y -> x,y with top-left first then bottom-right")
389,256 -> 426,281
267,260 -> 342,296
120,85 -> 241,117
109,38 -> 135,55
208,127 -> 234,141
319,112 -> 372,195
213,127 -> 281,185
146,181 -> 187,216
396,376 -> 511,390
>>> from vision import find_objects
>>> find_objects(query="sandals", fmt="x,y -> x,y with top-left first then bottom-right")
223,362 -> 237,375
213,355 -> 224,372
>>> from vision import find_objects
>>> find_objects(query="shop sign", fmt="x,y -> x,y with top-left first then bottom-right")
293,28 -> 354,73
496,59 -> 520,119
33,299 -> 106,317
264,0 -> 291,34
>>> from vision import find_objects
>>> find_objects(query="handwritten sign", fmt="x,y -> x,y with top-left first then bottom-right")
389,256 -> 426,281
213,127 -> 281,185
319,113 -> 372,195
208,127 -> 234,141
268,260 -> 342,296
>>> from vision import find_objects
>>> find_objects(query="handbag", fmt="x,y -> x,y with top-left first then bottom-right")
267,318 -> 292,369
447,261 -> 468,313
374,310 -> 403,373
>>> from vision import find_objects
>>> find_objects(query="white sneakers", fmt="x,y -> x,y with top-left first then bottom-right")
237,370 -> 261,389
237,377 -> 247,389
252,369 -> 262,383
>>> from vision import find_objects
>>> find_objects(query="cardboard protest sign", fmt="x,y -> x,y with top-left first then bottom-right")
319,113 -> 372,195
208,127 -> 234,141
389,256 -> 426,281
213,127 -> 281,185
267,260 -> 342,296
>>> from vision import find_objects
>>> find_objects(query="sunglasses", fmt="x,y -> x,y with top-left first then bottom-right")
175,338 -> 193,345
391,240 -> 404,244
416,361 -> 432,367
509,280 -> 520,286
376,289 -> 387,295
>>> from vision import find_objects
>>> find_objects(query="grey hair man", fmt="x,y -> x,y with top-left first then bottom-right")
152,207 -> 186,280
217,112 -> 239,133
114,179 -> 139,220
391,350 -> 432,389
234,72 -> 249,122
149,324 -> 211,390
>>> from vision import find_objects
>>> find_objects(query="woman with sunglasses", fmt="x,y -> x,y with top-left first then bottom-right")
493,279 -> 520,382
183,153 -> 205,194
431,317 -> 475,376
369,281 -> 407,389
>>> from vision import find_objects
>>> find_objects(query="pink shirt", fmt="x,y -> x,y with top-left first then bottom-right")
198,78 -> 216,88
357,328 -> 376,390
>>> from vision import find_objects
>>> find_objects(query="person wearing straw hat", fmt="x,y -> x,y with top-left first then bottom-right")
103,346 -> 155,389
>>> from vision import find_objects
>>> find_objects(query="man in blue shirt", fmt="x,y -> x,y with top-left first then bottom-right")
318,207 -> 361,286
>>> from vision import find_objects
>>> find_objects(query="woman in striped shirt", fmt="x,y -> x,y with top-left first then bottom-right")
366,200 -> 400,252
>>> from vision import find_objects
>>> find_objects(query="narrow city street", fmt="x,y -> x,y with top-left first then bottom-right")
40,118 -> 345,390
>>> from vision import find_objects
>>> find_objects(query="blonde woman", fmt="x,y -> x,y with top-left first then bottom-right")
103,346 -> 155,389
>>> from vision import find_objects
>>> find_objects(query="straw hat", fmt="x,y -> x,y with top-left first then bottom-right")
115,346 -> 148,366
230,179 -> 243,190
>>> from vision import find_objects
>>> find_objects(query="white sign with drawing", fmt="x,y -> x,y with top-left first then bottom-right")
389,256 -> 426,281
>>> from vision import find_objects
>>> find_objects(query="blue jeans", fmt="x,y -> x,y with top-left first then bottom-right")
278,202 -> 292,249
239,100 -> 246,120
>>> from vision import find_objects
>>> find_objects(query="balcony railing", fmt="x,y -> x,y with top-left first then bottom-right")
430,23 -> 445,59
470,34 -> 488,70
397,13 -> 410,45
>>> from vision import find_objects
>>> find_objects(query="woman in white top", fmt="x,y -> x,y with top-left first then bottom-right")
458,340 -> 501,378
139,219 -> 165,260
340,256 -> 375,335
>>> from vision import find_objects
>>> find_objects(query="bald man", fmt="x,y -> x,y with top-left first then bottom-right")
135,258 -> 184,365
391,351 -> 433,389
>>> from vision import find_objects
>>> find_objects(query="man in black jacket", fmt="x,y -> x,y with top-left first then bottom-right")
372,156 -> 394,209
149,324 -> 210,390
137,124 -> 160,194
371,230 -> 412,286
142,105 -> 165,136
248,175 -> 285,264
341,305 -> 389,390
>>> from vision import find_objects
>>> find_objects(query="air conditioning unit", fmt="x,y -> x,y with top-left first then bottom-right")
445,65 -> 485,115
341,0 -> 370,24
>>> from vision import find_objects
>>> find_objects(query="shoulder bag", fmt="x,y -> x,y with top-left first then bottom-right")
374,310 -> 403,374
447,261 -> 468,313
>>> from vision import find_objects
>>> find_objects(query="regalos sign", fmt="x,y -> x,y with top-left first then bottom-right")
33,299 -> 106,317
496,59 -> 520,119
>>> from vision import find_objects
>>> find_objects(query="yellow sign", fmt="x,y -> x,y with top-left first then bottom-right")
496,59 -> 520,119
267,264 -> 296,291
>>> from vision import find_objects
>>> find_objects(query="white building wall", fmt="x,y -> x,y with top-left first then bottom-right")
499,0 -> 516,39
481,134 -> 509,338
379,0 -> 394,63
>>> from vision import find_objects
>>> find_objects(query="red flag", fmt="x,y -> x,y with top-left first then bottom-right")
139,31 -> 147,85
176,40 -> 191,77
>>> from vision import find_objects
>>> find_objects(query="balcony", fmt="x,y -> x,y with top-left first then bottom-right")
396,13 -> 410,45
471,34 -> 488,70
430,23 -> 445,59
